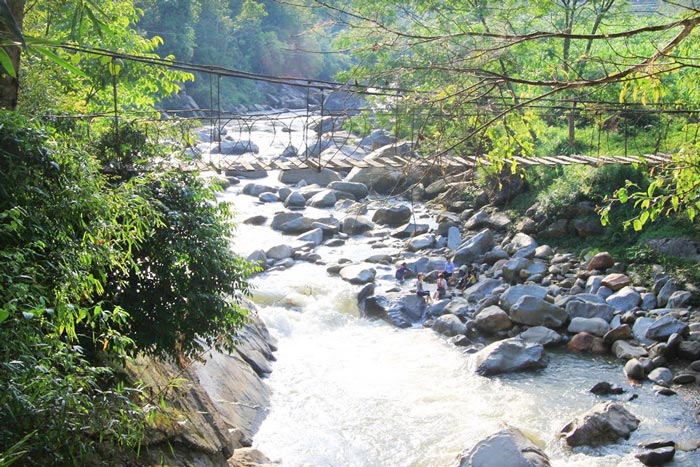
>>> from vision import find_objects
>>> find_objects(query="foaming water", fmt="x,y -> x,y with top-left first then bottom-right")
219,170 -> 700,466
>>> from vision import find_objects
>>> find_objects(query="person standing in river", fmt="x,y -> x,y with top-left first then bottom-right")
395,262 -> 409,283
444,256 -> 456,285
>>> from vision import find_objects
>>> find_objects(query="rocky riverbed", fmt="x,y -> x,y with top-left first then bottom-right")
220,157 -> 700,466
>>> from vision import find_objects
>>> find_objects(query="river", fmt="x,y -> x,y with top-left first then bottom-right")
212,114 -> 700,466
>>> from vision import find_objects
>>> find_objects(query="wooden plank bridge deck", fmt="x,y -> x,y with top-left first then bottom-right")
188,151 -> 674,173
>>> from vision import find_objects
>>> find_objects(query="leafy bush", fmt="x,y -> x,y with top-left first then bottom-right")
0,112 -> 148,464
108,171 -> 257,357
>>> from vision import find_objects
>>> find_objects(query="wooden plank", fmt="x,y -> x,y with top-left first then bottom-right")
444,156 -> 463,167
452,155 -> 475,167
611,155 -> 642,164
382,156 -> 404,167
511,156 -> 538,166
239,160 -> 256,171
643,153 -> 671,164
556,155 -> 586,165
273,159 -> 291,170
345,159 -> 369,168
363,158 -> 385,168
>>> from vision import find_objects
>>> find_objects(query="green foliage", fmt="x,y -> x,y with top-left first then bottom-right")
0,111 -> 148,464
109,170 -> 257,357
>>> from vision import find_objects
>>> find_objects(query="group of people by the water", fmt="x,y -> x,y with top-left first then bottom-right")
396,257 -> 478,305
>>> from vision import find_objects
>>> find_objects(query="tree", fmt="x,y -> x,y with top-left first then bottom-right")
0,0 -> 26,109
327,0 -> 700,226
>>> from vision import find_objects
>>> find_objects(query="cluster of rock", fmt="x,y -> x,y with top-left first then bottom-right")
125,307 -> 279,467
232,156 -> 699,465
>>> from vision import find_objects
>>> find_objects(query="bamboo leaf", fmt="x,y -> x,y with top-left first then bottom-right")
32,46 -> 88,78
0,46 -> 15,77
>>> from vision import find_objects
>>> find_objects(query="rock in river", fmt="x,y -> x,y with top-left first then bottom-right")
473,338 -> 548,376
458,426 -> 551,467
560,402 -> 640,447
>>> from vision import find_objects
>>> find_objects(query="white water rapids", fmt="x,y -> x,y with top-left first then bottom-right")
212,113 -> 700,466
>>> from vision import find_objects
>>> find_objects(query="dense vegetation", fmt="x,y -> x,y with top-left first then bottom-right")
332,0 -> 700,231
136,0 -> 345,107
0,1 -> 256,463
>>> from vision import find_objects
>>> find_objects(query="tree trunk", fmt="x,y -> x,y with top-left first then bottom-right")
0,0 -> 26,110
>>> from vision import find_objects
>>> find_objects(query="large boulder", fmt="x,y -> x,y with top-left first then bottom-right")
345,166 -> 404,194
518,326 -> 563,347
606,286 -> 641,312
601,273 -> 632,292
567,317 -> 610,337
464,278 -> 505,303
407,233 -> 435,252
454,229 -> 496,264
458,426 -> 551,467
339,264 -> 376,284
433,314 -> 468,337
500,285 -> 549,312
566,299 -> 615,322
327,181 -> 369,200
391,222 -> 430,239
474,338 -> 548,376
504,233 -> 538,257
307,189 -> 337,208
560,402 -> 640,447
475,305 -> 513,334
372,205 -> 412,226
341,216 -> 374,235
279,168 -> 340,187
645,315 -> 689,342
510,296 -> 568,328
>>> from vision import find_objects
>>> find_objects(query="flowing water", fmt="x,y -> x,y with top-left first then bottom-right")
217,118 -> 700,466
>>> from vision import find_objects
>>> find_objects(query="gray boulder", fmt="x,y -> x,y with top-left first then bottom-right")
266,244 -> 294,260
505,233 -> 538,257
458,426 -> 551,467
519,326 -> 562,347
474,305 -> 513,334
219,139 -> 259,155
500,285 -> 549,312
560,402 -> 640,447
295,228 -> 324,247
645,315 -> 688,342
284,191 -> 306,208
447,226 -> 461,250
328,181 -> 369,200
345,166 -> 403,194
454,229 -> 495,264
464,278 -> 505,303
647,367 -> 673,385
391,222 -> 430,239
612,341 -> 648,360
342,216 -> 374,235
474,338 -> 548,376
242,183 -> 276,197
667,290 -> 692,309
657,279 -> 678,308
632,317 -> 656,346
407,233 -> 435,252
307,189 -> 337,208
510,296 -> 568,328
566,299 -> 615,322
279,168 -> 340,187
501,257 -> 531,284
372,205 -> 412,226
567,317 -> 609,337
339,264 -> 376,285
606,286 -> 641,312
433,314 -> 467,337
624,358 -> 646,380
